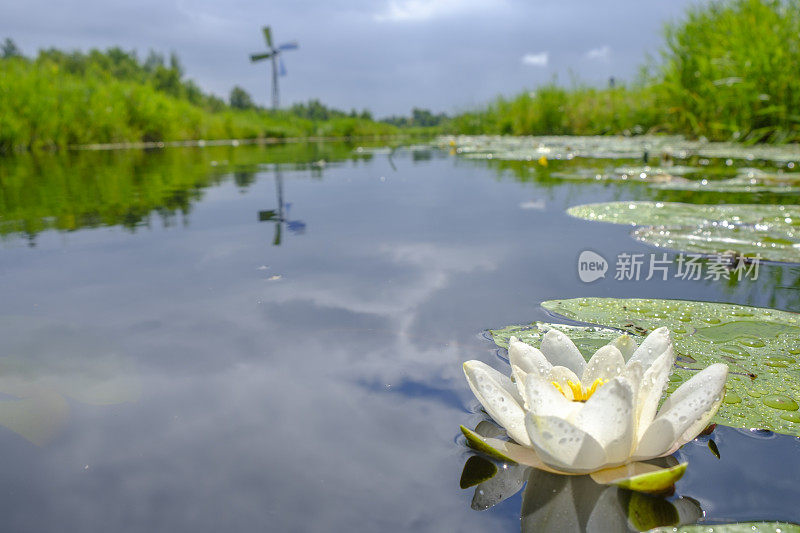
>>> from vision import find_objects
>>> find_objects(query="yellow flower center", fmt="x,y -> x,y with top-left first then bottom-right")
552,378 -> 606,402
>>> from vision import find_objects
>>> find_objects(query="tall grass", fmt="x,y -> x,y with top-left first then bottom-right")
449,0 -> 800,143
0,55 -> 397,152
449,83 -> 662,136
657,0 -> 800,142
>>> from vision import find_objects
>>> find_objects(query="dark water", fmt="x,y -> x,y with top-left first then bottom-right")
0,142 -> 798,532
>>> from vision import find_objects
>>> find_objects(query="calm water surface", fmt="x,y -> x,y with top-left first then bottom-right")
0,143 -> 799,532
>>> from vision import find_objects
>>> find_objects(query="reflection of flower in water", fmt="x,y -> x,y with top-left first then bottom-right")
460,451 -> 703,532
463,327 -> 728,474
0,317 -> 140,446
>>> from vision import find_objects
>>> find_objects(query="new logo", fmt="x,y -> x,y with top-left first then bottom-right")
578,250 -> 608,283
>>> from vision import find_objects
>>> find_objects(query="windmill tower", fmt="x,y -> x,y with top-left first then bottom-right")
250,26 -> 298,110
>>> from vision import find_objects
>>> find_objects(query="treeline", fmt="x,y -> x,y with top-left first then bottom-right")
381,108 -> 449,128
449,0 -> 800,143
0,42 -> 400,152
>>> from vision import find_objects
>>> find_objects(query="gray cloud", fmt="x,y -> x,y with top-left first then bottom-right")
0,0 -> 696,115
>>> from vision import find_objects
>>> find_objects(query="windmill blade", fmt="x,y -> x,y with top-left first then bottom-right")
250,52 -> 272,62
277,41 -> 298,51
262,26 -> 273,48
279,57 -> 287,76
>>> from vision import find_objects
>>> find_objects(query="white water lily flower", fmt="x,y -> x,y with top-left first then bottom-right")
463,327 -> 728,474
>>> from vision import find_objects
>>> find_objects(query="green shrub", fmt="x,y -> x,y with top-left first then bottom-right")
657,0 -> 800,142
0,50 -> 397,152
447,0 -> 800,142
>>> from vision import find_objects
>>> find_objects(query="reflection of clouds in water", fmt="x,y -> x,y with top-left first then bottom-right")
3,153 -> 800,530
1,240 -> 510,531
260,240 -> 502,386
37,354 -> 509,532
0,317 -> 140,446
267,242 -> 498,317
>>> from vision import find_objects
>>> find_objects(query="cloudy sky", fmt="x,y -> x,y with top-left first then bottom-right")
1,0 -> 698,116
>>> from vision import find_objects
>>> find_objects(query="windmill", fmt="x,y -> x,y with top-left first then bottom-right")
250,26 -> 298,110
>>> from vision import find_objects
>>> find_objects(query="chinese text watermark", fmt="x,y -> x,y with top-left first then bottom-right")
578,251 -> 760,283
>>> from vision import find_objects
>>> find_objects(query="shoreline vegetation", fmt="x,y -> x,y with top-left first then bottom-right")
2,0 -> 799,154
450,0 -> 800,144
0,46 -> 405,153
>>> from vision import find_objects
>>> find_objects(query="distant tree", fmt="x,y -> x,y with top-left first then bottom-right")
380,115 -> 410,127
411,107 -> 448,127
230,86 -> 255,109
204,94 -> 227,112
289,99 -> 351,121
1,38 -> 22,59
380,108 -> 449,128
359,109 -> 373,121
169,52 -> 184,78
143,50 -> 165,73
98,47 -> 140,80
151,60 -> 183,97
182,80 -> 204,106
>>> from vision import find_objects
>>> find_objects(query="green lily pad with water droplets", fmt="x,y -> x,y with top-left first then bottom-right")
630,225 -> 800,264
651,172 -> 800,193
647,522 -> 800,533
438,135 -> 800,163
490,298 -> 800,437
567,201 -> 800,263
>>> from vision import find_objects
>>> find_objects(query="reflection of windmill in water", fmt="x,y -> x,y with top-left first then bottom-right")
250,26 -> 298,110
258,165 -> 306,245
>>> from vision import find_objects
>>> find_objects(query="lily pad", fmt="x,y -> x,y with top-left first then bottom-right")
551,167 -> 692,184
567,201 -> 800,263
550,165 -> 718,185
648,523 -> 800,533
651,169 -> 800,193
630,225 -> 800,263
492,298 -> 800,437
438,135 -> 800,163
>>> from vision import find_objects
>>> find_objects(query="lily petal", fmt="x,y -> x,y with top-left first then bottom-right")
510,364 -> 529,408
460,425 -> 559,472
525,413 -> 608,473
634,363 -> 728,459
658,362 -> 728,414
627,327 -> 672,372
610,334 -> 638,361
582,345 -> 625,384
524,372 -> 580,420
540,329 -> 587,376
634,346 -> 675,441
660,363 -> 728,451
463,361 -> 531,446
631,417 -> 676,461
509,336 -> 552,378
620,360 -> 643,398
574,377 -> 635,465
